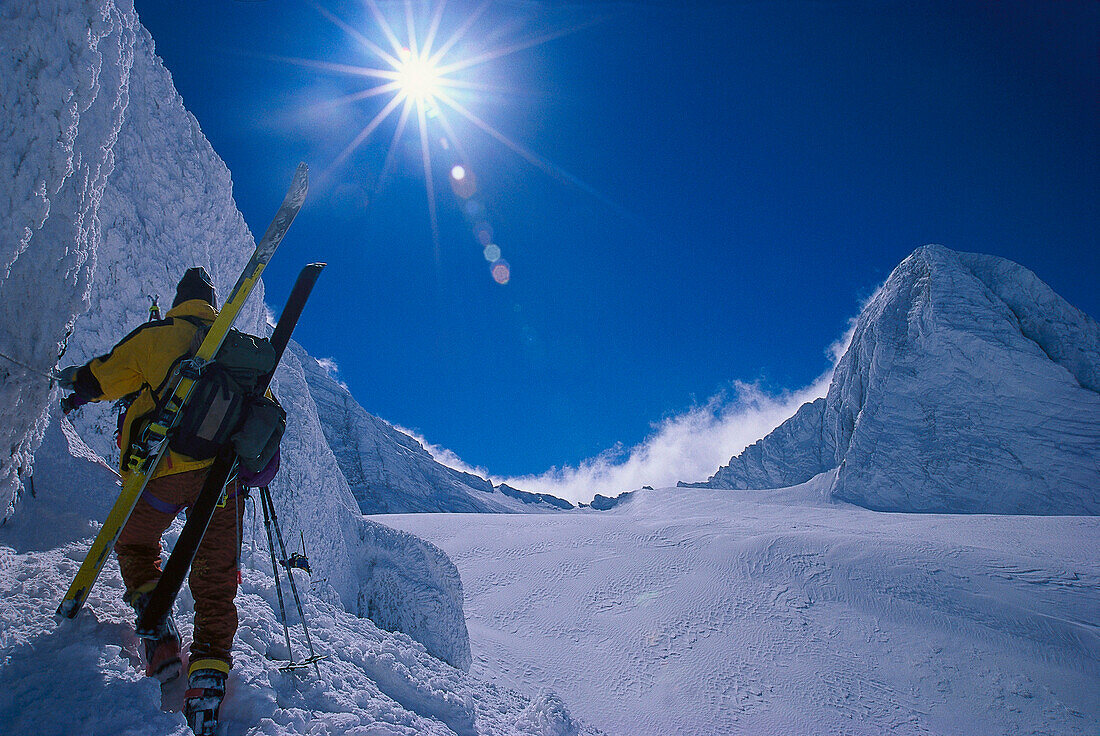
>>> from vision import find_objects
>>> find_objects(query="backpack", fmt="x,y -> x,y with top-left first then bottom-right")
164,319 -> 287,473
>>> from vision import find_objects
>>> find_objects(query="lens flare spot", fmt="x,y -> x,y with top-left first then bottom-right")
475,223 -> 494,245
483,243 -> 502,261
450,165 -> 476,198
491,259 -> 511,284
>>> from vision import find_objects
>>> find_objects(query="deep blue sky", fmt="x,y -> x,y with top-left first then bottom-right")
134,0 -> 1098,477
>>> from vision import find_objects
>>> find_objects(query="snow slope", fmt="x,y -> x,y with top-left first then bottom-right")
293,343 -> 560,515
691,245 -> 1100,515
379,482 -> 1100,736
0,416 -> 600,736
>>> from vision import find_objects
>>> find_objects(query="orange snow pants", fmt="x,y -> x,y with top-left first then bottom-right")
114,467 -> 244,668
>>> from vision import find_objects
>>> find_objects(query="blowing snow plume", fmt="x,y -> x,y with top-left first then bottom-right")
496,377 -> 834,505
411,326 -> 855,505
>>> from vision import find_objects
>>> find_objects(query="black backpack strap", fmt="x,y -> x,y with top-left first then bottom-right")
145,316 -> 214,414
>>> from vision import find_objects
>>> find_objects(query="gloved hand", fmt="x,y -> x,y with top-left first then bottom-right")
55,365 -> 81,391
60,393 -> 90,415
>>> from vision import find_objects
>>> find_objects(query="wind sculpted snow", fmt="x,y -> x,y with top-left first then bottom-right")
694,245 -> 1100,515
292,343 -> 557,515
0,0 -> 137,521
379,482 -> 1100,736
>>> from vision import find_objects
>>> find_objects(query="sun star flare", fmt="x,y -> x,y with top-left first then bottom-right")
395,50 -> 443,103
304,0 -> 611,272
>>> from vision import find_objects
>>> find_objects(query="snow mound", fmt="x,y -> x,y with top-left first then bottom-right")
269,349 -> 472,669
513,692 -> 582,736
696,245 -> 1100,515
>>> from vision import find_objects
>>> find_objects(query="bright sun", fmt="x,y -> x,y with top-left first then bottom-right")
395,51 -> 442,102
294,0 -> 607,264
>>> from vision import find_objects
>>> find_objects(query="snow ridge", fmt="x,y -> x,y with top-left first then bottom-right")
694,245 -> 1100,515
681,397 -> 833,491
295,342 -> 564,515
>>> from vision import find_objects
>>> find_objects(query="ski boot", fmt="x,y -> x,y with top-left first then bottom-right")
126,588 -> 182,682
184,668 -> 226,735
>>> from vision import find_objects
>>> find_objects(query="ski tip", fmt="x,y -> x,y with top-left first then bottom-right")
307,262 -> 327,270
56,598 -> 80,619
283,163 -> 310,210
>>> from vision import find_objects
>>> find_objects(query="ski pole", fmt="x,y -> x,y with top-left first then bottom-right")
262,485 -> 322,677
260,486 -> 296,671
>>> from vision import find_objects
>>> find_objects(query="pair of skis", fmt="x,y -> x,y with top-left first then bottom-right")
57,163 -> 319,639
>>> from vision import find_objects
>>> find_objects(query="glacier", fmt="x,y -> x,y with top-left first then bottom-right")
2,0 -> 1098,733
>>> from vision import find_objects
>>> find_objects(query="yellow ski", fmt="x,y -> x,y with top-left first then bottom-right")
57,163 -> 308,619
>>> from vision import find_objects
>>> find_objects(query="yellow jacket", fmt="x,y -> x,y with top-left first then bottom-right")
87,299 -> 218,478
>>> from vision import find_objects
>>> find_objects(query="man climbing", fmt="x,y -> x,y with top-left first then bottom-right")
57,267 -> 263,713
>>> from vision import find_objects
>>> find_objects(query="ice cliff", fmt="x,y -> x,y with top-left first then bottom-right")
0,0 -> 484,668
687,244 -> 1100,515
0,0 -> 136,519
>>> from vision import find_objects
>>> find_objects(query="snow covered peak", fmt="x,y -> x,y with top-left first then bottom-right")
694,244 -> 1100,515
295,342 -> 572,514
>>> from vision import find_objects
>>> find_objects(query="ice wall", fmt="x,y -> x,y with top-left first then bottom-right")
0,0 -> 137,519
